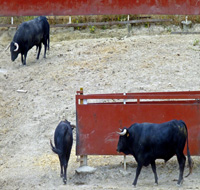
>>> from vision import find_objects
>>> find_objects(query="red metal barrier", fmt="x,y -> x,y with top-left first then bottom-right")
76,90 -> 200,156
1,0 -> 200,16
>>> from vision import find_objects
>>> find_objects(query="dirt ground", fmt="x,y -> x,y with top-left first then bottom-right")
0,24 -> 200,190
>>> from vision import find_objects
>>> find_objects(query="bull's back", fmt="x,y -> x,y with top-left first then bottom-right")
137,119 -> 186,139
54,122 -> 73,154
13,19 -> 45,49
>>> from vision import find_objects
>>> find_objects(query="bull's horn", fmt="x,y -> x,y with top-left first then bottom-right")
14,42 -> 19,51
117,129 -> 127,136
71,124 -> 76,129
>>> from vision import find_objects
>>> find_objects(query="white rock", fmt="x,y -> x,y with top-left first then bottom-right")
76,166 -> 96,174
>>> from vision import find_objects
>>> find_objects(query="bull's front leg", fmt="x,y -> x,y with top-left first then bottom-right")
21,54 -> 24,65
133,163 -> 143,187
23,52 -> 28,65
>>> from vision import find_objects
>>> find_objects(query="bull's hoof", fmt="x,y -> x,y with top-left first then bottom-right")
177,179 -> 183,186
132,183 -> 137,188
63,179 -> 67,185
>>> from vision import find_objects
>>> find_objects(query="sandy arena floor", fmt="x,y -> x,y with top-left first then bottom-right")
0,24 -> 200,189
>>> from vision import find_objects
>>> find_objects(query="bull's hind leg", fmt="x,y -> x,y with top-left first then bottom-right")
176,152 -> 186,185
151,161 -> 158,184
133,163 -> 142,187
37,44 -> 41,60
63,163 -> 68,184
43,41 -> 47,58
59,156 -> 63,178
63,156 -> 70,185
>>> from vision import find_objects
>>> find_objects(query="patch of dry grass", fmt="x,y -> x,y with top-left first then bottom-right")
1,15 -> 200,26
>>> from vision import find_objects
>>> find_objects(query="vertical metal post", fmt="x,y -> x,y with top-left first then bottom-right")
181,16 -> 192,32
124,155 -> 127,170
11,17 -> 13,25
69,16 -> 71,24
127,15 -> 131,36
123,92 -> 127,170
123,92 -> 126,105
80,155 -> 88,167
79,87 -> 88,167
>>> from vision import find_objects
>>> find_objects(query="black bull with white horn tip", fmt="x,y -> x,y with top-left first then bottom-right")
10,16 -> 49,65
116,120 -> 193,187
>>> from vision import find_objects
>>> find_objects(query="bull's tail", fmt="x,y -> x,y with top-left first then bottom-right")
47,35 -> 50,50
50,139 -> 62,155
182,121 -> 193,177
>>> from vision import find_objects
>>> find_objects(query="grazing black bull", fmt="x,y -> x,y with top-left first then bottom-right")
117,119 -> 193,187
50,120 -> 74,184
10,16 -> 49,65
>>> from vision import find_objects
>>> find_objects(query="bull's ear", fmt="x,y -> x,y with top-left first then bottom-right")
126,128 -> 129,137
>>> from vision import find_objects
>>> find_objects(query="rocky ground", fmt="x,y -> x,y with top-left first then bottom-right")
0,24 -> 200,190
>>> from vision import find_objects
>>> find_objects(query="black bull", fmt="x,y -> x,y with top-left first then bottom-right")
50,120 -> 74,184
10,16 -> 49,65
117,119 -> 193,186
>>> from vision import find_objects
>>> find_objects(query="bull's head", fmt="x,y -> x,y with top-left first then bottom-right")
10,42 -> 19,61
116,128 -> 130,155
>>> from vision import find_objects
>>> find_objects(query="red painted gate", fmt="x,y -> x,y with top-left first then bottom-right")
76,90 -> 200,156
1,0 -> 200,16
